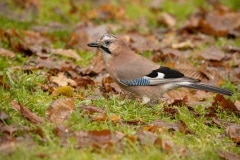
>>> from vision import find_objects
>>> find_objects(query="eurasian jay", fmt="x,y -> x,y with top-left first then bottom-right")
87,34 -> 233,104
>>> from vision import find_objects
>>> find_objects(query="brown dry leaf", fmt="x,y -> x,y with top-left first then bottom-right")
176,120 -> 192,134
158,12 -> 176,28
121,33 -> 160,52
52,86 -> 74,97
101,76 -> 123,94
151,49 -> 182,63
137,130 -> 160,146
75,130 -> 125,149
226,124 -> 240,144
0,135 -> 18,154
0,48 -> 15,58
67,22 -> 109,51
182,6 -> 240,37
32,57 -> 78,71
80,105 -> 106,114
32,22 -> 69,32
10,30 -> 51,55
147,120 -> 192,134
201,46 -> 225,61
0,75 -> 10,90
0,0 -> 40,22
80,52 -> 105,75
10,100 -> 43,124
50,72 -> 77,87
0,125 -> 18,135
123,119 -> 146,125
171,40 -> 194,49
0,111 -> 9,121
53,125 -> 75,147
0,134 -> 34,154
213,94 -> 240,115
90,114 -> 107,122
51,48 -> 81,61
79,105 -> 107,121
218,150 -> 240,160
176,63 -> 210,81
73,76 -> 94,88
46,98 -> 75,124
163,106 -> 178,117
235,101 -> 240,109
87,4 -> 126,21
149,0 -> 164,11
163,86 -> 214,106
161,139 -> 174,154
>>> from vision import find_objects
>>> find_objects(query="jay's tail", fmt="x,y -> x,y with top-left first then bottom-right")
178,82 -> 233,96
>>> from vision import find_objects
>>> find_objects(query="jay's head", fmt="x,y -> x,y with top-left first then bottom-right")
87,34 -> 127,56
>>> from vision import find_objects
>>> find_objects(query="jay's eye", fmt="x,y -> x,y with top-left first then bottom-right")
105,40 -> 111,46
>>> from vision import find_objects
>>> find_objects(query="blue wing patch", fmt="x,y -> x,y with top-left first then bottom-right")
120,78 -> 150,86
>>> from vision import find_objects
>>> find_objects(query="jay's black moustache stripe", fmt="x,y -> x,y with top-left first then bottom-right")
100,46 -> 111,54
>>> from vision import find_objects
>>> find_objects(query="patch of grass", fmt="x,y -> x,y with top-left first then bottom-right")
38,0 -> 73,24
221,0 -> 240,10
0,16 -> 32,30
161,0 -> 205,24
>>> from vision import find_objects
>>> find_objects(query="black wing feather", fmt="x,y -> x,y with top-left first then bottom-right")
146,66 -> 184,78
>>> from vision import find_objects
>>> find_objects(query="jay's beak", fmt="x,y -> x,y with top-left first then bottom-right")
87,42 -> 100,48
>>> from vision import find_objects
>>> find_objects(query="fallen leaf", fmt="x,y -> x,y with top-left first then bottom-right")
201,46 -> 225,61
32,57 -> 78,71
0,75 -> 10,90
73,76 -> 94,88
218,150 -> 240,160
87,4 -> 126,21
90,114 -> 107,122
50,72 -> 77,87
46,98 -> 75,124
149,0 -> 164,11
75,130 -> 125,149
0,111 -> 9,121
147,119 -> 192,134
101,76 -> 123,94
0,48 -> 15,58
67,22 -> 109,51
0,135 -> 18,154
79,52 -> 105,76
213,94 -> 240,115
79,105 -> 107,122
182,6 -> 240,37
163,106 -> 179,117
122,33 -> 160,52
123,119 -> 145,125
80,105 -> 106,114
0,125 -> 18,135
11,100 -> 43,124
137,130 -> 160,146
53,125 -> 75,147
158,12 -> 176,28
226,124 -> 240,144
171,40 -> 194,49
51,48 -> 81,61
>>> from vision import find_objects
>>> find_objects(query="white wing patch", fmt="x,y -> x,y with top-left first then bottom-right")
144,72 -> 164,79
156,72 -> 165,78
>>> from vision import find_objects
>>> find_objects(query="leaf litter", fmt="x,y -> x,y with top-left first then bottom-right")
1,0 -> 240,158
